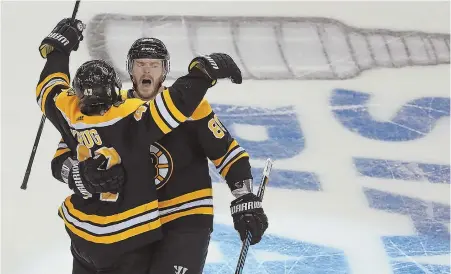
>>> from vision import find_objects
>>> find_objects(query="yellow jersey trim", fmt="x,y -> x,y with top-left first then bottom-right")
59,206 -> 162,244
55,92 -> 147,129
64,196 -> 158,225
190,100 -> 213,121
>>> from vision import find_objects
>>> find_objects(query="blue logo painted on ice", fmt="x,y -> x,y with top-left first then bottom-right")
210,104 -> 321,191
207,89 -> 450,274
331,89 -> 450,142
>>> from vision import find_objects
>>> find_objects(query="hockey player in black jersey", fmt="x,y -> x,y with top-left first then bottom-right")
50,36 -> 269,273
37,18 -> 243,274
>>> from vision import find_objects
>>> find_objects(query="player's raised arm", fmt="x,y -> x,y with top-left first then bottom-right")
170,53 -> 243,118
35,17 -> 87,156
38,19 -> 126,198
36,18 -> 84,115
134,53 -> 243,141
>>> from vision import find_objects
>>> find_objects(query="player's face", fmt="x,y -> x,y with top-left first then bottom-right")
132,58 -> 164,100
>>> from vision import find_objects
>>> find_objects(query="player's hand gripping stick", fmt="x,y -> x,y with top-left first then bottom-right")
233,158 -> 273,274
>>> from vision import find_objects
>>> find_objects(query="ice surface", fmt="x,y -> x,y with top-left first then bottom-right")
1,1 -> 449,274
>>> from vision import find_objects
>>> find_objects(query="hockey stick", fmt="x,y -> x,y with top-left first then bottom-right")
234,158 -> 273,274
21,0 -> 81,190
20,115 -> 46,189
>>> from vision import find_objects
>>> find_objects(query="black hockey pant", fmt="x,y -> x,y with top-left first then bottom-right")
72,228 -> 211,274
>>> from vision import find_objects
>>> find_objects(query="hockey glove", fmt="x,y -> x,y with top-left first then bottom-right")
61,155 -> 125,199
39,18 -> 85,59
230,193 -> 268,245
188,53 -> 242,86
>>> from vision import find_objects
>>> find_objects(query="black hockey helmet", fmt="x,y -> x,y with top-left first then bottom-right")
73,59 -> 122,116
126,37 -> 170,82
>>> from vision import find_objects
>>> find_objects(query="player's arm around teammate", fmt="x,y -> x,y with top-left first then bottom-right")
40,19 -> 243,201
37,18 -> 127,197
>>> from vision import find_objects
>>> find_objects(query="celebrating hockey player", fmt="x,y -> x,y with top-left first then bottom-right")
50,37 -> 269,273
37,18 -> 243,274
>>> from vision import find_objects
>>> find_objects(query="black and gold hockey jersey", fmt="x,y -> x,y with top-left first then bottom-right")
36,51 -> 212,257
152,96 -> 253,230
52,88 -> 253,232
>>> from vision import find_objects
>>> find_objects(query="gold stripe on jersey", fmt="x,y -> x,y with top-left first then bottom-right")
125,89 -> 187,124
59,205 -> 162,244
161,90 -> 187,123
148,91 -> 188,133
63,196 -> 159,225
190,100 -> 213,121
211,139 -> 250,178
36,72 -> 69,98
38,80 -> 70,113
211,155 -> 225,167
211,140 -> 239,167
54,148 -> 70,158
53,139 -> 70,158
220,151 -> 250,177
150,99 -> 171,134
36,73 -> 69,112
157,92 -> 181,128
160,207 -> 214,224
58,196 -> 162,244
55,93 -> 147,130
159,188 -> 212,208
158,188 -> 213,224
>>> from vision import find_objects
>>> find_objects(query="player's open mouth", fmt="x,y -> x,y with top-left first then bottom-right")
142,79 -> 152,85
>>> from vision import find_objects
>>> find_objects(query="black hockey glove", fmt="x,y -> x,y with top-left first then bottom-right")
188,53 -> 242,86
39,18 -> 85,59
61,155 -> 125,198
230,193 -> 268,245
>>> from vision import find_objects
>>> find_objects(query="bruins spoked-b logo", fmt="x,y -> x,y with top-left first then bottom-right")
149,143 -> 173,189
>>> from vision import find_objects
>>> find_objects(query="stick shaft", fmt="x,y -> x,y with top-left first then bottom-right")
234,158 -> 273,274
